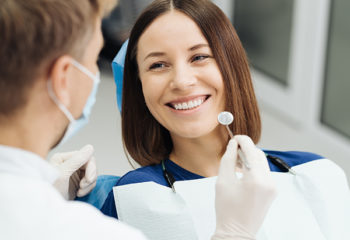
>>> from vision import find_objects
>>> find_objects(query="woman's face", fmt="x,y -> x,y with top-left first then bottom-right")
136,10 -> 225,139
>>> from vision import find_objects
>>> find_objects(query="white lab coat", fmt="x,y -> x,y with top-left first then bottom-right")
0,145 -> 147,240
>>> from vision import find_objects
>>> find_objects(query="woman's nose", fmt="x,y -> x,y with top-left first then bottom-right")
169,65 -> 197,91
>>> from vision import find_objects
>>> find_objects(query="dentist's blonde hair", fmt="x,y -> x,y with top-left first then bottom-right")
0,0 -> 117,115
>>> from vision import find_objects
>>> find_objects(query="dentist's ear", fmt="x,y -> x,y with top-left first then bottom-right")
49,55 -> 73,106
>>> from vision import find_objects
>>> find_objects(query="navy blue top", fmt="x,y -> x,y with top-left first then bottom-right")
100,150 -> 323,219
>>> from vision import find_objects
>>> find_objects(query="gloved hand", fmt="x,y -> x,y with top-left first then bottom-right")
212,135 -> 277,240
50,145 -> 97,200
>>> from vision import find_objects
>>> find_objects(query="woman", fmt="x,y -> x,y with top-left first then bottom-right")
101,0 -> 349,239
102,0 -> 264,213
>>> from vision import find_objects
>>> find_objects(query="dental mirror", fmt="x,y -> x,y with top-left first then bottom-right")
218,111 -> 251,169
218,111 -> 234,138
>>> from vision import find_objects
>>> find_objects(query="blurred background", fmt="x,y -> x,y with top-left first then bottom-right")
51,0 -> 350,182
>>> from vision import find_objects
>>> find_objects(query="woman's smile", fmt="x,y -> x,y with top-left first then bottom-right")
166,95 -> 210,111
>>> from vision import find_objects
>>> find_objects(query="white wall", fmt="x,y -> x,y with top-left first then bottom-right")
248,0 -> 350,182
211,0 -> 234,21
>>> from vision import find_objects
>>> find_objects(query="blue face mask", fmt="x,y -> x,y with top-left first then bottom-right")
47,59 -> 100,146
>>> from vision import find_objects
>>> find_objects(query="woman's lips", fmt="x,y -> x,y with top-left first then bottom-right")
166,95 -> 210,111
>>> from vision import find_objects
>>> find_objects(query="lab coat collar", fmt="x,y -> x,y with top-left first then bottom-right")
0,144 -> 59,184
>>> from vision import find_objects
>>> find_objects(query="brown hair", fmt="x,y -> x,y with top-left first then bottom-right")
122,0 -> 261,166
0,0 -> 117,115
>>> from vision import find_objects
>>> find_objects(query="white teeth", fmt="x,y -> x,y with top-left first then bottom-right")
172,98 -> 205,110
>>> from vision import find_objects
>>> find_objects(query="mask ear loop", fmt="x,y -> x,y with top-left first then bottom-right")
47,79 -> 75,123
71,59 -> 100,84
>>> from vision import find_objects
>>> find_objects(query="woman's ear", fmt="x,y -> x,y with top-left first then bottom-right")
49,55 -> 73,106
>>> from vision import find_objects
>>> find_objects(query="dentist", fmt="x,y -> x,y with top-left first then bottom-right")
0,0 -> 276,239
0,0 -> 146,239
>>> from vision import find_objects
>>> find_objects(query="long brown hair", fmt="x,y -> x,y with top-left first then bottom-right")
122,0 -> 261,166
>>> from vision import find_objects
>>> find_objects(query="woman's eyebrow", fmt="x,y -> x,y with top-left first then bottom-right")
188,43 -> 209,51
144,52 -> 165,61
143,44 -> 209,61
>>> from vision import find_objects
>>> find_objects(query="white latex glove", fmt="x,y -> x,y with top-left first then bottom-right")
50,145 -> 97,200
212,135 -> 277,240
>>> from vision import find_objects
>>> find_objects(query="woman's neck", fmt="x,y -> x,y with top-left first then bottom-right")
169,126 -> 228,177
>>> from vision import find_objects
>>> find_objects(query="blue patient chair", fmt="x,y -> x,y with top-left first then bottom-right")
75,175 -> 120,209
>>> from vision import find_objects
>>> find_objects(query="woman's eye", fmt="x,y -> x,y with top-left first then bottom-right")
149,62 -> 166,70
192,55 -> 210,62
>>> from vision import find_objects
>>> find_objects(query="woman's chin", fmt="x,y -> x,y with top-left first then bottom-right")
169,125 -> 220,140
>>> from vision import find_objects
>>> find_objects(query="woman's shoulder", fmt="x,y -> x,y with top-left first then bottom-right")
264,149 -> 347,177
264,149 -> 348,188
116,163 -> 168,187
263,149 -> 325,169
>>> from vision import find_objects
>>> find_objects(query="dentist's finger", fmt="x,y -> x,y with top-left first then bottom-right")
49,151 -> 78,164
77,181 -> 96,197
235,135 -> 270,176
84,156 -> 97,182
78,156 -> 97,196
61,145 -> 94,174
217,139 -> 239,183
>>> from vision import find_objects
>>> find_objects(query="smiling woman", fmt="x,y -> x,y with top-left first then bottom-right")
137,10 -> 226,143
100,0 -> 262,217
121,0 -> 261,168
